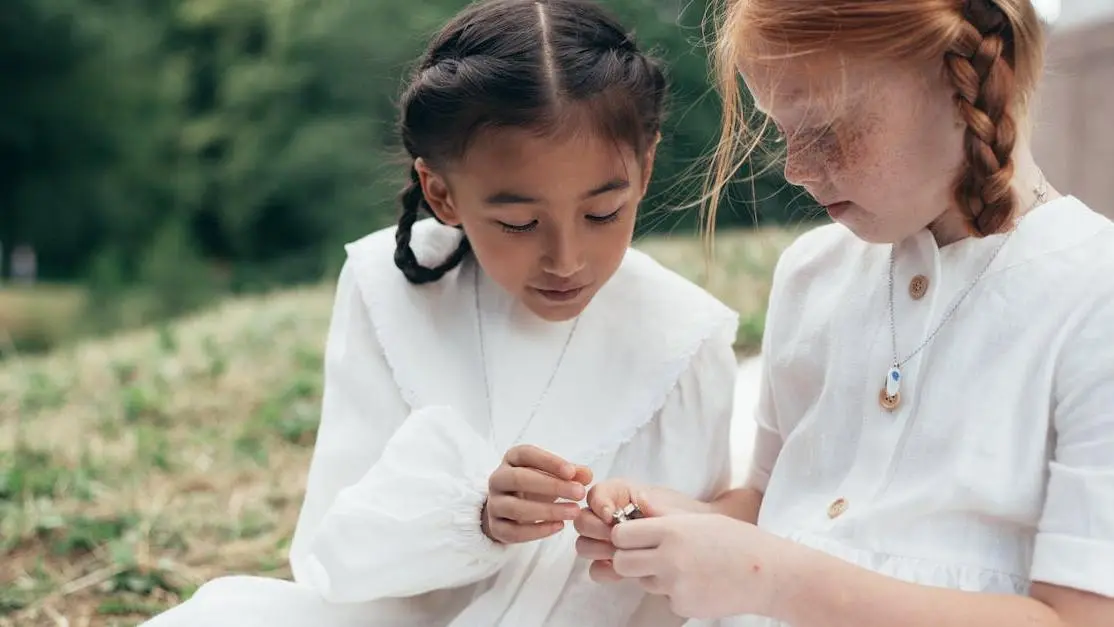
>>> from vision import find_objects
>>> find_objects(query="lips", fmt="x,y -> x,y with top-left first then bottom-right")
531,285 -> 586,302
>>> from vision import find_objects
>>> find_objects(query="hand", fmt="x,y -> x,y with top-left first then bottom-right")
605,513 -> 796,620
482,444 -> 593,544
574,479 -> 711,580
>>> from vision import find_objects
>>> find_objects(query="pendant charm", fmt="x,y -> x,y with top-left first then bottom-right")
879,388 -> 901,410
879,366 -> 902,410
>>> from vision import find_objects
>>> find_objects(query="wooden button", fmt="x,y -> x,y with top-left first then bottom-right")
908,274 -> 930,300
827,497 -> 849,519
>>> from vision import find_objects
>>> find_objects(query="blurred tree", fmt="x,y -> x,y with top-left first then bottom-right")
0,0 -> 815,288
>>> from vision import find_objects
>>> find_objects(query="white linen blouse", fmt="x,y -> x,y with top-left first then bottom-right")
717,195 -> 1114,626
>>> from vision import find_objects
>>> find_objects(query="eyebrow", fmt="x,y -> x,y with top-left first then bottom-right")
483,178 -> 630,205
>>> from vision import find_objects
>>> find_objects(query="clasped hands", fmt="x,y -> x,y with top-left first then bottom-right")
481,444 -> 786,619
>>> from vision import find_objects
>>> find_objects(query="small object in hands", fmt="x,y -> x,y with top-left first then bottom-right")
612,503 -> 644,524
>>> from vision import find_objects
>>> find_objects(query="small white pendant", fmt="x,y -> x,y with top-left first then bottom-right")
879,365 -> 902,410
886,366 -> 902,397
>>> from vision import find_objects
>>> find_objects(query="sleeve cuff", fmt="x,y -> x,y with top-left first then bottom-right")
1030,532 -> 1114,598
304,405 -> 512,602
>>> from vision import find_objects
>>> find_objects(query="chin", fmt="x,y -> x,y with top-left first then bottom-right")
528,306 -> 583,322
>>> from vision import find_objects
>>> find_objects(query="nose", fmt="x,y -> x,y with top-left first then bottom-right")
783,148 -> 823,188
541,226 -> 585,279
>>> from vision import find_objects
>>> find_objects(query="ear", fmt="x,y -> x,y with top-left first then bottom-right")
639,134 -> 661,197
414,158 -> 461,226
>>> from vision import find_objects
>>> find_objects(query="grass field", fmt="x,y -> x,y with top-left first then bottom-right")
0,226 -> 807,626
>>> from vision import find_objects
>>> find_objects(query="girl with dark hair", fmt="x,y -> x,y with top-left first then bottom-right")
142,1 -> 738,625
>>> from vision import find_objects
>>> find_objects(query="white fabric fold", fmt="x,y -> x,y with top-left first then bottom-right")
302,405 -> 511,602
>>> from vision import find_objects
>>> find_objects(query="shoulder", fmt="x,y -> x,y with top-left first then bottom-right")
1006,196 -> 1114,311
617,247 -> 738,317
771,222 -> 868,290
762,222 -> 873,330
583,248 -> 739,407
603,247 -> 739,347
343,219 -> 464,278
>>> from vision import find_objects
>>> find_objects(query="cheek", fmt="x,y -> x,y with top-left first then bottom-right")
819,120 -> 879,194
457,220 -> 535,283
588,213 -> 637,276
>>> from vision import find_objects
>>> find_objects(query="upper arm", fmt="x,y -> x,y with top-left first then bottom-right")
1029,283 -> 1114,606
741,243 -> 801,494
288,259 -> 410,580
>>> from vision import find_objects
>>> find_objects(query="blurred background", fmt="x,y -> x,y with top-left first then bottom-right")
0,0 -> 1109,624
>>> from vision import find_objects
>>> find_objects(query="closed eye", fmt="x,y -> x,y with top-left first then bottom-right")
586,207 -> 622,224
498,220 -> 538,233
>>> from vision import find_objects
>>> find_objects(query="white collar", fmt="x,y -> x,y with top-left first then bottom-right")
343,219 -> 738,464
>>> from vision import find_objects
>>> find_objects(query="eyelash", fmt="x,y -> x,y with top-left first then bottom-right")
499,221 -> 537,233
587,207 -> 623,224
498,207 -> 623,233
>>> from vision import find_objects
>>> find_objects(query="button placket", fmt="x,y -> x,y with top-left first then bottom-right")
838,235 -> 938,521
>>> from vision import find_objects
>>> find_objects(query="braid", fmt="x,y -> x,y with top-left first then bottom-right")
392,164 -> 472,285
944,0 -> 1018,237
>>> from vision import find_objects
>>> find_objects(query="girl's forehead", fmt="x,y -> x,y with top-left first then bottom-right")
739,57 -> 888,122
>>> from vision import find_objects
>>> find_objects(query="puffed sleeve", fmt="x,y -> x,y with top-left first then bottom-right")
1030,285 -> 1114,598
288,259 -> 514,603
742,251 -> 791,494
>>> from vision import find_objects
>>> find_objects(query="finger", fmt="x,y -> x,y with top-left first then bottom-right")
586,484 -> 630,520
572,465 -> 593,486
491,467 -> 586,501
505,445 -> 576,479
489,519 -> 564,544
572,507 -> 613,541
588,559 -> 623,583
612,548 -> 659,579
610,518 -> 664,550
488,494 -> 581,523
574,536 -> 616,561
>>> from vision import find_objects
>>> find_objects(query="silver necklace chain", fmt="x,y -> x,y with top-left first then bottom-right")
474,264 -> 579,448
887,179 -> 1048,370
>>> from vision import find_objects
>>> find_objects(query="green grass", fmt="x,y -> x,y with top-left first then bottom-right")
0,227 -> 804,625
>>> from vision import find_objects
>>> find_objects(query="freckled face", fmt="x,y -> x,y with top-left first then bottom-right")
740,58 -> 967,244
416,127 -> 655,322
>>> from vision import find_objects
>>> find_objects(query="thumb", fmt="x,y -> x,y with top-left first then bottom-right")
631,488 -> 686,518
588,483 -> 631,520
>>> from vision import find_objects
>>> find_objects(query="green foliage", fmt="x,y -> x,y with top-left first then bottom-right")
1,0 -> 809,285
0,0 -> 822,360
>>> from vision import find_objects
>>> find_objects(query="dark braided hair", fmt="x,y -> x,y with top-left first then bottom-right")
393,0 -> 668,284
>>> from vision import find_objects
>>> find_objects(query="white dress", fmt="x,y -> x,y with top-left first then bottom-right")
716,195 -> 1114,626
141,219 -> 741,627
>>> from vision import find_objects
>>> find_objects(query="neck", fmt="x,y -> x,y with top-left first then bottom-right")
927,141 -> 1058,247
